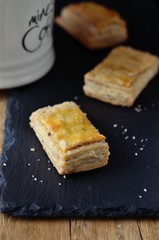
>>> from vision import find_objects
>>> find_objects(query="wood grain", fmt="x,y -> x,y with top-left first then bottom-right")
0,91 -> 159,240
0,214 -> 70,240
138,220 -> 159,240
71,219 -> 142,240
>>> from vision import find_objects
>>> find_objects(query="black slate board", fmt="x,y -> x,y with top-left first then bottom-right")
1,0 -> 159,218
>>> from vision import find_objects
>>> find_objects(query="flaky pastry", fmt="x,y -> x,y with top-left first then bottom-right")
83,46 -> 159,106
55,2 -> 128,49
30,102 -> 110,174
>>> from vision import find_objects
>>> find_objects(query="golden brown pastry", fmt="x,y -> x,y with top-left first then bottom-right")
83,46 -> 159,107
55,1 -> 128,49
29,102 -> 110,175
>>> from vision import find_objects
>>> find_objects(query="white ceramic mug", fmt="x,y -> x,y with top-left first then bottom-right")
0,0 -> 55,89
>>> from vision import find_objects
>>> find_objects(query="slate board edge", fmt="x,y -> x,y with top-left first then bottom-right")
0,92 -> 17,211
1,203 -> 159,218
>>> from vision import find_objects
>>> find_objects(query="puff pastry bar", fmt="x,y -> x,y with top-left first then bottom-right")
29,102 -> 110,175
83,46 -> 159,107
55,1 -> 128,49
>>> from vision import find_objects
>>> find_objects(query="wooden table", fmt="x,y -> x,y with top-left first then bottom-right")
0,91 -> 159,240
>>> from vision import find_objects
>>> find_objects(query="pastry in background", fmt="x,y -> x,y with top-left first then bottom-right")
83,46 -> 159,107
55,1 -> 128,49
30,101 -> 110,175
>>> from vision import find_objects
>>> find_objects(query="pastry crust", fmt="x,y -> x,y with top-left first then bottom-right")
55,2 -> 128,49
83,46 -> 159,106
30,102 -> 110,174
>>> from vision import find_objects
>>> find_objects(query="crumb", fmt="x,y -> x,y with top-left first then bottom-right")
74,96 -> 78,100
134,107 -> 142,113
30,148 -> 35,151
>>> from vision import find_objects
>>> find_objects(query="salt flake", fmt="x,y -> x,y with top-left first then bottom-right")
30,148 -> 35,151
74,96 -> 78,100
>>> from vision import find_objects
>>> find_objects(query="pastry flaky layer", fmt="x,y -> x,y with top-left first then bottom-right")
29,101 -> 110,175
55,1 -> 128,49
83,46 -> 159,107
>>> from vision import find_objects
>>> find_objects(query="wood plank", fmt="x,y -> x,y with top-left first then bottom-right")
138,220 -> 159,240
0,214 -> 70,240
71,219 -> 142,240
